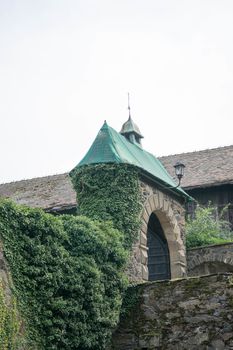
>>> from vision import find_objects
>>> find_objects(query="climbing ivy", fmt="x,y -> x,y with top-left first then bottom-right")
0,164 -> 142,349
0,199 -> 128,349
0,281 -> 20,349
70,163 -> 142,248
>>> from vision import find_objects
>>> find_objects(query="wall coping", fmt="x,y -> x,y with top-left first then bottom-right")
187,241 -> 233,251
133,272 -> 233,289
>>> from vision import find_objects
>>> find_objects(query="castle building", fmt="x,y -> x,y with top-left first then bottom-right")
70,118 -> 191,281
1,117 -> 233,281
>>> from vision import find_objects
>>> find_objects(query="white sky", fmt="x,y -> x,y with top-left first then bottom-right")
0,0 -> 233,183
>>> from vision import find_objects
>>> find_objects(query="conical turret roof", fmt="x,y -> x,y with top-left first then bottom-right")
70,121 -> 192,201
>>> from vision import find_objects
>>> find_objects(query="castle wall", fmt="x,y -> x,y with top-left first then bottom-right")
187,242 -> 233,276
111,273 -> 233,350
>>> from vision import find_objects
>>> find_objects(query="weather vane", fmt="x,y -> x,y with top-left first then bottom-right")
127,92 -> 131,119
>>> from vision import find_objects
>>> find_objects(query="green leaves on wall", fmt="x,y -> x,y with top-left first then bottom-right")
0,164 -> 142,349
71,163 -> 142,248
0,200 -> 128,349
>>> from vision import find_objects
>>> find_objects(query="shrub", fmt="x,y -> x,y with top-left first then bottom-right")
0,199 -> 128,349
186,204 -> 233,248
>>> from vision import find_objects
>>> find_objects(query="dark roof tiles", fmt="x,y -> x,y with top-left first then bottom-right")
0,173 -> 76,210
159,145 -> 233,189
1,144 -> 233,210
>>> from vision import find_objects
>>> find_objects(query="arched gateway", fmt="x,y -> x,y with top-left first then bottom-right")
138,188 -> 187,281
147,212 -> 171,280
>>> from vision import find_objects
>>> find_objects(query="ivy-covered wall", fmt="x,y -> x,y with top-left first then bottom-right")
0,279 -> 20,349
0,199 -> 128,349
70,164 -> 142,249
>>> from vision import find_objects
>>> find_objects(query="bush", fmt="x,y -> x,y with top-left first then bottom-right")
186,205 -> 233,248
0,199 -> 128,349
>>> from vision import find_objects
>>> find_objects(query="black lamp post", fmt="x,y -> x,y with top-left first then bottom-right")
174,162 -> 185,187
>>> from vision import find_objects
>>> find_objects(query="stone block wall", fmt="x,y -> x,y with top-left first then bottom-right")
128,179 -> 186,282
111,273 -> 233,350
187,242 -> 233,276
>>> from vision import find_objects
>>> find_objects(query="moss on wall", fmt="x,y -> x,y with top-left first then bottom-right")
112,274 -> 233,349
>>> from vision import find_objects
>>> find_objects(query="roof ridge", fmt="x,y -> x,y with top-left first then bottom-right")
158,144 -> 233,159
0,173 -> 69,186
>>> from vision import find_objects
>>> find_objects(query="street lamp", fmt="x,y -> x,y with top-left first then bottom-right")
174,162 -> 185,187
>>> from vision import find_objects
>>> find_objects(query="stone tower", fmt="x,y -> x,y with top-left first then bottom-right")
70,118 -> 192,282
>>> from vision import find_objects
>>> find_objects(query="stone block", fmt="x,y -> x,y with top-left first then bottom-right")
157,191 -> 164,209
142,210 -> 149,224
140,247 -> 148,265
140,231 -> 147,246
153,194 -> 159,209
148,196 -> 155,212
210,339 -> 225,350
142,265 -> 148,280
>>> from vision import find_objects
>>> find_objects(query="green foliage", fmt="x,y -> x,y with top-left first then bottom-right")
186,205 -> 233,248
0,281 -> 19,350
71,164 -> 142,248
119,284 -> 142,320
0,199 -> 128,349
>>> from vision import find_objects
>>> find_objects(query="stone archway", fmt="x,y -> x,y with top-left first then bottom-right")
187,244 -> 233,276
139,190 -> 186,281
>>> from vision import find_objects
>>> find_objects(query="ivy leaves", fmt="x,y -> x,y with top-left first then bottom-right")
0,164 -> 142,349
0,200 -> 128,349
71,164 -> 141,248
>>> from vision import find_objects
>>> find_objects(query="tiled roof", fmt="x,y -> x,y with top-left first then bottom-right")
159,145 -> 233,190
0,173 -> 76,211
0,145 -> 232,210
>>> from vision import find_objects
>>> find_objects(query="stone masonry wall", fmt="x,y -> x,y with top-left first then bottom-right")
127,179 -> 186,282
187,242 -> 233,276
139,180 -> 186,243
111,273 -> 233,350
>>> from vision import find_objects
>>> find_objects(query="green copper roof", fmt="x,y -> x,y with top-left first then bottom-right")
120,116 -> 143,138
71,121 -> 192,200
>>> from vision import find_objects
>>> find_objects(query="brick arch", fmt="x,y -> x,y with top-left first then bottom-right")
139,191 -> 186,280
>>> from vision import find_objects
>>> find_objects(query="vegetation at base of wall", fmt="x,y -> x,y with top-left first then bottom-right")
0,281 -> 20,350
0,199 -> 128,349
70,164 -> 142,249
186,205 -> 233,248
119,284 -> 143,320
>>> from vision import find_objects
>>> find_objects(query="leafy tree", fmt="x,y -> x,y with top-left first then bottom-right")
186,204 -> 233,248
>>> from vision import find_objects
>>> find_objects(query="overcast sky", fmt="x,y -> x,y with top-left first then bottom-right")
1,0 -> 233,183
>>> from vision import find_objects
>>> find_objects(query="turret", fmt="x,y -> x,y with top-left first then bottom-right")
120,93 -> 144,146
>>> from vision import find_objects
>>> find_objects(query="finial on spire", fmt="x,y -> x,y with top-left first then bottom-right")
127,92 -> 131,119
120,94 -> 144,146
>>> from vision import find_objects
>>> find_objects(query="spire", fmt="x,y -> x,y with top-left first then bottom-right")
120,93 -> 144,146
128,92 -> 131,119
